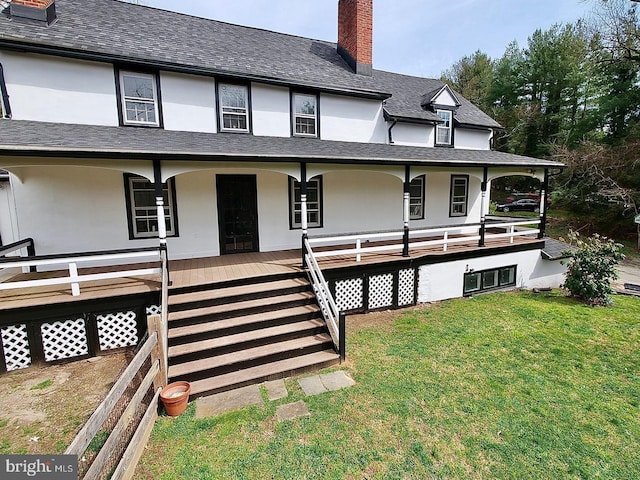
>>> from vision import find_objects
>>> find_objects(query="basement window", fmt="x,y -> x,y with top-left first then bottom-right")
463,265 -> 516,295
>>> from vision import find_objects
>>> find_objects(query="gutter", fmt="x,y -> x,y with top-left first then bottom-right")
0,62 -> 11,118
0,38 -> 392,101
0,145 -> 564,170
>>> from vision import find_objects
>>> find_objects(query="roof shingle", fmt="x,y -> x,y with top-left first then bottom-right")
0,119 -> 558,168
0,0 -> 500,128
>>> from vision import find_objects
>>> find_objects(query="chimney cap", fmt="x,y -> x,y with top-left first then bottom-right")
10,0 -> 57,25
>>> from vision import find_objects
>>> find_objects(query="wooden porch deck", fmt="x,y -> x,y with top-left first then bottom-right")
0,234 -> 543,311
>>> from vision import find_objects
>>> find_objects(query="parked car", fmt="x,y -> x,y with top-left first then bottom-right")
505,192 -> 552,208
505,192 -> 539,203
496,198 -> 541,213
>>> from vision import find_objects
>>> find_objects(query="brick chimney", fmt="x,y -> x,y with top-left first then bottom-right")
337,0 -> 373,76
10,0 -> 57,25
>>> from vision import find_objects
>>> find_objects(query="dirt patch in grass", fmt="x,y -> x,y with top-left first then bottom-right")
0,353 -> 130,455
347,304 -> 433,333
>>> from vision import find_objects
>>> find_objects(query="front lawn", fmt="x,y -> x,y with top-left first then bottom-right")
136,291 -> 640,479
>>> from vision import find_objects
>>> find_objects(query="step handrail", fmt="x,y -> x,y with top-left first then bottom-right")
304,237 -> 343,358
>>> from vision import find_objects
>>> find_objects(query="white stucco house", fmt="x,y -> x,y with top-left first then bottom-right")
0,0 -> 565,391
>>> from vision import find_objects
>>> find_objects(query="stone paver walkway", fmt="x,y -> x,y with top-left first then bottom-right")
298,371 -> 356,396
194,370 -> 355,421
276,400 -> 310,422
195,384 -> 263,419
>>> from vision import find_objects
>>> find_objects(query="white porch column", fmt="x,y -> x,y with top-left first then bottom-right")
153,160 -> 167,247
300,163 -> 309,267
479,167 -> 488,247
301,193 -> 308,235
402,165 -> 410,257
539,168 -> 549,239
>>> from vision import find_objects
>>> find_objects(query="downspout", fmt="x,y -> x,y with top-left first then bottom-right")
0,62 -> 12,118
388,119 -> 397,144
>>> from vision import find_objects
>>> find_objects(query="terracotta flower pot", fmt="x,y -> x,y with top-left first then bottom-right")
160,381 -> 191,417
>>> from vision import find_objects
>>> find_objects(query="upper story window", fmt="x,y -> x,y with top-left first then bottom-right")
219,83 -> 250,132
450,175 -> 468,217
118,71 -> 160,127
409,175 -> 425,220
436,109 -> 453,146
292,92 -> 318,137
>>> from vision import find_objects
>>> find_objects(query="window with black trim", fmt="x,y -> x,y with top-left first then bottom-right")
410,175 -> 425,220
464,265 -> 516,295
124,175 -> 178,239
436,109 -> 453,146
450,175 -> 468,217
289,176 -> 322,229
118,71 -> 160,126
218,83 -> 250,132
292,92 -> 318,137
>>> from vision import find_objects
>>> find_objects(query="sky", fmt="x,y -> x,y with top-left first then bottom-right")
140,0 -> 592,79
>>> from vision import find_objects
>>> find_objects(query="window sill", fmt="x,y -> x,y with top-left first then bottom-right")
220,129 -> 251,134
121,122 -> 162,128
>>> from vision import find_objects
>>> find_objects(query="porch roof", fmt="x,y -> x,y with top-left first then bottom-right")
0,120 -> 561,169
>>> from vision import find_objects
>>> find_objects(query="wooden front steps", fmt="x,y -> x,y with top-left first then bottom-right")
167,272 -> 340,398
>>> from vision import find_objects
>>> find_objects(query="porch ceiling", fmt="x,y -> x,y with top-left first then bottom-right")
0,119 -> 562,170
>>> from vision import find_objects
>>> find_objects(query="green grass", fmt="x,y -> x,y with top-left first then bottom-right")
137,291 -> 640,479
30,379 -> 52,390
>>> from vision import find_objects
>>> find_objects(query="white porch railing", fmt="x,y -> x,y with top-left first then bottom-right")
0,247 -> 162,296
303,237 -> 344,360
307,218 -> 541,262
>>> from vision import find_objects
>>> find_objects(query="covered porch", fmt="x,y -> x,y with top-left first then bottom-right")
0,219 -> 543,311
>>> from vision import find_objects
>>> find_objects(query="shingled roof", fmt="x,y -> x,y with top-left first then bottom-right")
0,0 -> 500,129
0,119 -> 558,168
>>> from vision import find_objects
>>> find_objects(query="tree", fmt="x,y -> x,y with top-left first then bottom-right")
594,0 -> 640,63
440,50 -> 494,114
562,231 -> 625,306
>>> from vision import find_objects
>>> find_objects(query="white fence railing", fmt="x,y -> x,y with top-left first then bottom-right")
0,247 -> 162,296
307,219 -> 541,262
303,237 -> 344,359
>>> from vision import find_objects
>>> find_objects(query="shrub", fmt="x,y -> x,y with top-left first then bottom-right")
562,231 -> 625,306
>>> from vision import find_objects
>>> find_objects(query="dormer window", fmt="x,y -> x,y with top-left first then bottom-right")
436,109 -> 453,146
218,83 -> 250,133
118,71 -> 161,127
292,92 -> 318,137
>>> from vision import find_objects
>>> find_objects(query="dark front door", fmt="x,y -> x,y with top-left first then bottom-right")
216,175 -> 259,255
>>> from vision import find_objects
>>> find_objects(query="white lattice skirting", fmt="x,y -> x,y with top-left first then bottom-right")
2,306 -> 148,372
41,318 -> 89,362
97,311 -> 138,351
335,277 -> 364,311
368,273 -> 394,309
1,324 -> 31,371
334,269 -> 417,312
398,268 -> 416,306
